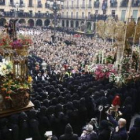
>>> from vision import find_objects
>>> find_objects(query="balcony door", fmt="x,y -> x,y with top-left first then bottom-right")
29,0 -> 33,7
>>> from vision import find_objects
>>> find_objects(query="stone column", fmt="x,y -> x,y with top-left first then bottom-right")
42,19 -> 44,26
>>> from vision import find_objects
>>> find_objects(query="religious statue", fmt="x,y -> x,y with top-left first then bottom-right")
4,19 -> 18,40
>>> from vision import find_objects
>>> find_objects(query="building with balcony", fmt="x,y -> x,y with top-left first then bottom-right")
0,0 -> 54,27
0,0 -> 139,30
59,0 -> 140,31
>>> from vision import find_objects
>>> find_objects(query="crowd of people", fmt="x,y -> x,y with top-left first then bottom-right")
0,27 -> 140,140
23,27 -> 114,74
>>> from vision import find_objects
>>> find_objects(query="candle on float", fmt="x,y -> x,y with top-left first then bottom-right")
105,58 -> 107,64
2,59 -> 5,63
15,65 -> 18,77
102,50 -> 104,64
99,52 -> 101,64
116,76 -> 120,83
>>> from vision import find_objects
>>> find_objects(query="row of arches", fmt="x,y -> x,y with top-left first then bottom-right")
0,18 -> 51,27
62,20 -> 92,30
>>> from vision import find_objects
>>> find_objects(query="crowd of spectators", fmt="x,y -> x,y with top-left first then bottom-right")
0,28 -> 140,140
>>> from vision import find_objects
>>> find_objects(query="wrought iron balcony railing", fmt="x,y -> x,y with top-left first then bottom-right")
120,0 -> 128,7
110,2 -> 117,7
94,2 -> 100,8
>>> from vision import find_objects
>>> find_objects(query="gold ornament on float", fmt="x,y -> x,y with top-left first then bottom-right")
105,16 -> 116,38
126,21 -> 135,39
115,21 -> 126,42
134,21 -> 140,43
96,20 -> 105,38
0,21 -> 32,112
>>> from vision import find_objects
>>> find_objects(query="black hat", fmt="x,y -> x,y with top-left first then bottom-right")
9,114 -> 19,124
28,109 -> 37,119
65,124 -> 73,135
0,118 -> 8,127
100,120 -> 109,129
40,106 -> 47,115
19,112 -> 28,120
51,136 -> 58,140
34,100 -> 41,109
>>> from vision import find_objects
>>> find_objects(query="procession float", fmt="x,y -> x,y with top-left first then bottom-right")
90,16 -> 140,87
0,19 -> 33,116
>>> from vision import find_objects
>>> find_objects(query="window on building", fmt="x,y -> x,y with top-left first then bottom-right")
62,12 -> 64,17
46,11 -> 49,17
95,10 -> 98,15
72,0 -> 73,8
132,10 -> 138,21
89,0 -> 92,6
67,1 -> 69,8
103,10 -> 106,15
10,0 -> 13,4
112,10 -> 115,17
88,12 -> 91,19
82,12 -> 84,18
94,0 -> 100,8
20,0 -> 23,5
110,0 -> 117,7
37,0 -> 42,7
121,10 -> 126,21
0,0 -> 5,5
29,0 -> 33,7
71,12 -> 73,18
102,0 -> 107,11
121,0 -> 129,7
82,0 -> 85,7
29,10 -> 32,16
77,0 -> 79,7
76,12 -> 78,18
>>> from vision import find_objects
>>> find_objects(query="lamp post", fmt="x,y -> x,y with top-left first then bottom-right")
7,1 -> 19,40
47,0 -> 64,42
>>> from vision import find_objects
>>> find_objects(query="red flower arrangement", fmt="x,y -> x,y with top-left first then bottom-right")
11,36 -> 32,49
11,39 -> 22,49
0,35 -> 32,49
0,35 -> 12,47
20,37 -> 32,46
94,64 -> 116,81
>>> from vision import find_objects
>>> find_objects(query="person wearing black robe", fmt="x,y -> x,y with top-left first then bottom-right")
59,124 -> 78,140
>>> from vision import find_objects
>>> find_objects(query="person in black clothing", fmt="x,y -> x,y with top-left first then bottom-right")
98,120 -> 111,140
59,124 -> 78,140
128,117 -> 140,140
108,115 -> 128,140
19,112 -> 30,140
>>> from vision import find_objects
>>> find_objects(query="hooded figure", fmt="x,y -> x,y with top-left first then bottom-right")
38,106 -> 50,140
128,117 -> 140,140
9,115 -> 19,140
28,110 -> 41,140
98,120 -> 111,140
0,118 -> 12,140
59,124 -> 78,140
19,112 -> 29,140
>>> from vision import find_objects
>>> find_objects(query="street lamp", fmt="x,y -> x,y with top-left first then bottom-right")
47,0 -> 64,42
6,1 -> 20,40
